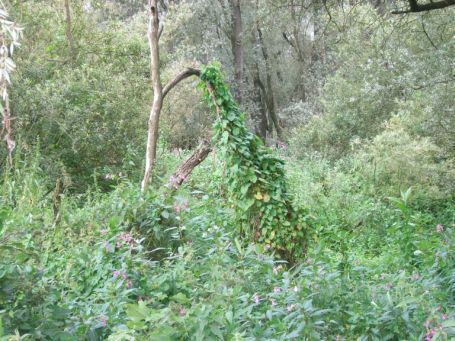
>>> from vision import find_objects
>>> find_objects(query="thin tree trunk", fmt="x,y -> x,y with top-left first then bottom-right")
64,0 -> 76,58
229,0 -> 243,105
251,8 -> 269,140
257,25 -> 283,139
142,0 -> 163,191
2,94 -> 14,166
141,1 -> 201,191
290,0 -> 306,101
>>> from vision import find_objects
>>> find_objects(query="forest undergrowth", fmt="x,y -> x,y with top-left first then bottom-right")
0,148 -> 453,340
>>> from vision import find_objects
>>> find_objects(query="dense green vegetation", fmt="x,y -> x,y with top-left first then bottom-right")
1,0 -> 454,340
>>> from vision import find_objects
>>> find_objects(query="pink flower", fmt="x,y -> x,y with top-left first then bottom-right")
436,224 -> 444,233
380,273 -> 387,280
126,279 -> 132,289
99,316 -> 107,327
168,176 -> 179,189
252,293 -> 260,305
112,270 -> 120,278
117,232 -> 134,247
385,283 -> 393,290
287,304 -> 296,312
100,229 -> 108,235
179,307 -> 186,316
270,299 -> 277,306
273,287 -> 281,293
424,328 -> 436,341
173,200 -> 189,213
121,272 -> 128,280
423,320 -> 430,328
441,314 -> 448,320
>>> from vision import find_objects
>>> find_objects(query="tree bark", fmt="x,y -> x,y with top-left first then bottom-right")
257,25 -> 283,139
141,1 -> 201,191
229,0 -> 244,105
2,94 -> 14,166
162,67 -> 201,99
290,0 -> 307,101
251,5 -> 270,140
142,0 -> 164,191
168,139 -> 212,188
64,0 -> 76,59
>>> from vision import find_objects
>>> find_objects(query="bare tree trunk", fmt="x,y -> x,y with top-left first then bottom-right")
251,7 -> 269,141
142,0 -> 164,191
64,0 -> 76,58
168,139 -> 211,188
257,25 -> 283,139
2,94 -> 14,166
290,0 -> 306,101
252,67 -> 269,140
141,1 -> 201,191
229,0 -> 243,105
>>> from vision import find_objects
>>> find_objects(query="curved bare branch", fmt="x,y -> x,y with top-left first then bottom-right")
162,67 -> 201,100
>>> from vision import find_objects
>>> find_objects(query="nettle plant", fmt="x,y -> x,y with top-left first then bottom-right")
198,63 -> 309,261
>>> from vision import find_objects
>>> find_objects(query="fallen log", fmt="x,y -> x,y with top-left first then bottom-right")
168,139 -> 212,188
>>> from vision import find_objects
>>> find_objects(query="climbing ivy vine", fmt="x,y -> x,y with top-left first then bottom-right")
198,63 -> 309,261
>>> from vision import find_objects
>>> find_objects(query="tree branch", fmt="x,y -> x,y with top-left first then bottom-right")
158,23 -> 164,41
162,67 -> 201,100
392,0 -> 455,13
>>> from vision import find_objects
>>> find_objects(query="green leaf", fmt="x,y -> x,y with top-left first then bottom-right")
171,292 -> 190,304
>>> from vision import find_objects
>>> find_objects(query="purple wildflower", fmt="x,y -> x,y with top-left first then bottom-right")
424,328 -> 436,341
252,293 -> 260,305
99,316 -> 107,327
273,287 -> 281,294
169,175 -> 179,189
436,224 -> 444,233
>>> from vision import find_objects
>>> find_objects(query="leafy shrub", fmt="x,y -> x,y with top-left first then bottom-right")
354,117 -> 455,200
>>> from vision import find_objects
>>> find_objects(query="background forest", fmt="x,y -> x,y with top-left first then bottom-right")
0,0 -> 454,340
